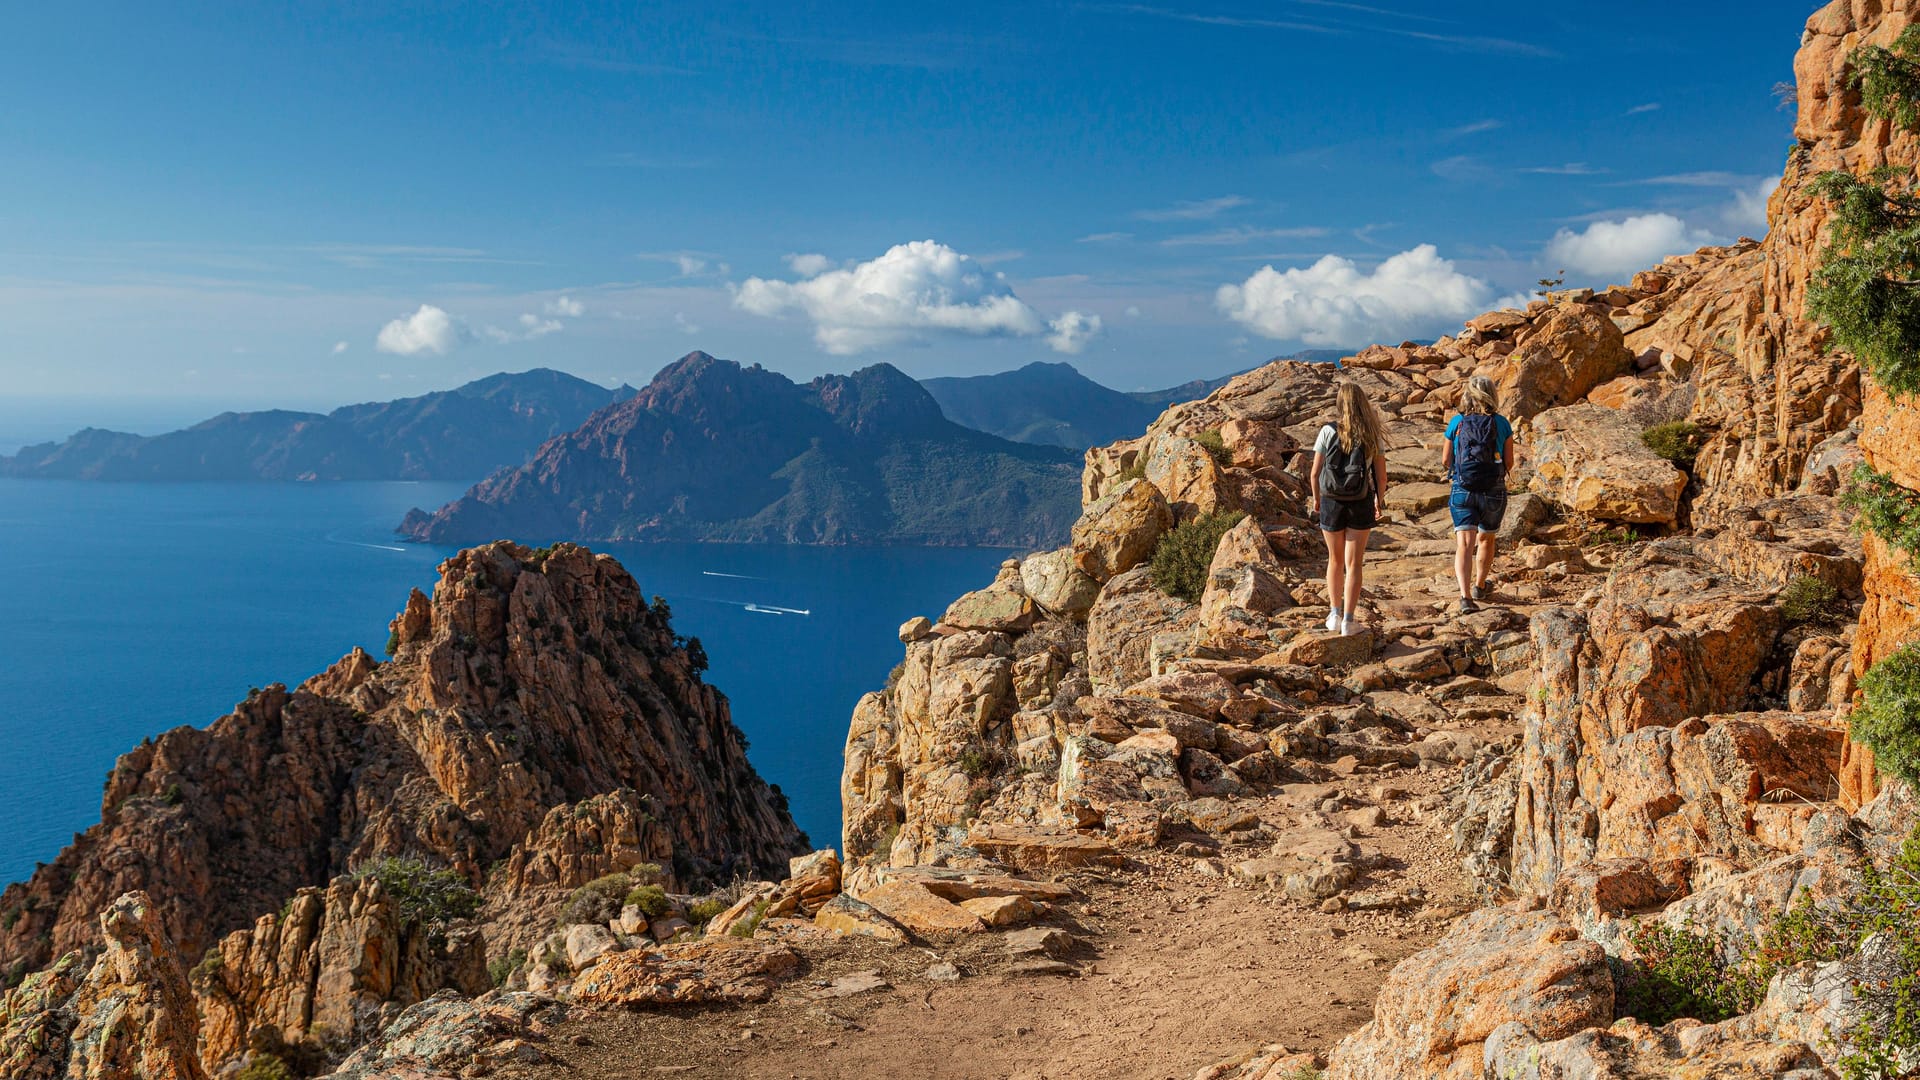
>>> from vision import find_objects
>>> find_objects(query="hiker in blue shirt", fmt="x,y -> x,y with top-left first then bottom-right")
1441,375 -> 1517,614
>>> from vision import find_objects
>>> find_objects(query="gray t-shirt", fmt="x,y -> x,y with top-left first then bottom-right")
1313,424 -> 1341,456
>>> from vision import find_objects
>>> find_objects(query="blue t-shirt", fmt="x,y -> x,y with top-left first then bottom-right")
1445,413 -> 1512,478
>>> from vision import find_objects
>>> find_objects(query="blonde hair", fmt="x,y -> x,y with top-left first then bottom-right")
1334,381 -> 1383,457
1460,375 -> 1499,416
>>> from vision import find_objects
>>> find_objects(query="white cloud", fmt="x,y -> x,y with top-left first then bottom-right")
1135,195 -> 1250,221
734,239 -> 1098,354
1521,163 -> 1605,176
1444,118 -> 1503,138
676,255 -> 709,277
1726,176 -> 1782,233
1626,102 -> 1662,115
543,295 -> 585,317
1076,231 -> 1133,243
784,253 -> 834,275
1215,244 -> 1492,347
1046,311 -> 1102,354
331,341 -> 349,354
1543,214 -> 1717,280
518,313 -> 564,338
675,311 -> 701,334
376,304 -> 463,356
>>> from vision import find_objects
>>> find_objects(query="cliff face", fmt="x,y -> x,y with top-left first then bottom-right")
399,351 -> 1083,547
0,542 -> 807,986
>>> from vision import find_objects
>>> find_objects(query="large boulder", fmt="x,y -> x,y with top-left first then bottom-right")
1071,479 -> 1174,582
1529,403 -> 1689,525
1087,567 -> 1197,692
1019,548 -> 1102,620
1145,435 -> 1230,520
1326,906 -> 1614,1079
1495,304 -> 1633,423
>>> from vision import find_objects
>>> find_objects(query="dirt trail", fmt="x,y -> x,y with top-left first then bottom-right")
501,507 -> 1581,1080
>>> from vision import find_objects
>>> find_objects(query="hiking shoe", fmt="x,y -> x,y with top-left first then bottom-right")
1339,616 -> 1362,637
1471,584 -> 1489,601
1458,597 -> 1480,615
1325,608 -> 1343,632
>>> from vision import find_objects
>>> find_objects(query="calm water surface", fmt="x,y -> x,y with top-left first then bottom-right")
0,479 -> 1008,887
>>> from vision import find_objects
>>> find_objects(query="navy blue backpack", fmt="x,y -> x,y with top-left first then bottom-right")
1453,414 -> 1504,494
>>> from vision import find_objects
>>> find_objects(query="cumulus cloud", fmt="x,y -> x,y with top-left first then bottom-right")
784,253 -> 834,276
376,304 -> 464,356
543,295 -> 585,317
734,239 -> 1099,354
1543,214 -> 1717,280
1215,244 -> 1492,347
1046,311 -> 1102,354
1726,177 -> 1782,233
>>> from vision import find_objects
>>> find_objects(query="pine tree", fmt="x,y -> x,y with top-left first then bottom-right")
1808,26 -> 1920,396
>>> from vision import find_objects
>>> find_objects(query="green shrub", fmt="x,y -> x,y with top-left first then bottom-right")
1616,918 -> 1758,1025
685,898 -> 728,928
1149,511 -> 1247,603
1192,429 -> 1231,467
728,899 -> 769,939
1778,575 -> 1846,626
161,782 -> 184,806
1843,463 -> 1920,569
487,947 -> 527,988
385,627 -> 401,656
1640,421 -> 1705,467
1853,642 -> 1920,789
1114,460 -> 1147,485
354,857 -> 479,935
956,742 -> 1000,779
560,872 -> 635,926
624,884 -> 671,918
235,1054 -> 296,1080
190,946 -> 223,984
1591,525 -> 1643,547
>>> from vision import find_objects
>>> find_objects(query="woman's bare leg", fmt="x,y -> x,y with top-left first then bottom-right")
1342,529 -> 1371,620
1322,528 -> 1346,618
1454,529 -> 1475,598
1475,532 -> 1498,591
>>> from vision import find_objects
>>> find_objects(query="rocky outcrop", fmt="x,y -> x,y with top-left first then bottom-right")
1326,906 -> 1614,1080
1528,403 -> 1689,525
0,542 -> 806,1069
192,874 -> 489,1072
0,892 -> 207,1080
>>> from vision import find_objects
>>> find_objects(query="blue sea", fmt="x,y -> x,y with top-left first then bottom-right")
0,479 -> 1010,888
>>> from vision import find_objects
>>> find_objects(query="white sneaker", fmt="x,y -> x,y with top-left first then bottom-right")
1325,608 -> 1342,632
1339,616 -> 1362,637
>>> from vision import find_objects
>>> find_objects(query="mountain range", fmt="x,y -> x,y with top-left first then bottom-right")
399,351 -> 1084,546
0,369 -> 634,482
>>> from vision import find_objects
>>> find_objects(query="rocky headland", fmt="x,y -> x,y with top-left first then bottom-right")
399,352 -> 1084,548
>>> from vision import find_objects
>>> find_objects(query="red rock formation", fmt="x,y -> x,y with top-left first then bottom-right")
0,541 -> 805,985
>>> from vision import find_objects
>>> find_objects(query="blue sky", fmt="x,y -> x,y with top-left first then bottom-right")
0,1 -> 1816,438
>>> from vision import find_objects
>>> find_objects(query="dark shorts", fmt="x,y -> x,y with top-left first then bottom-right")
1320,497 -> 1377,532
1450,488 -> 1508,533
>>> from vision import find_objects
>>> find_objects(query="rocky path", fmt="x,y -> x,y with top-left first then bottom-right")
500,762 -> 1472,1080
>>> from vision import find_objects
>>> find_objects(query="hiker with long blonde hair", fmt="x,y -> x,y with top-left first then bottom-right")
1310,381 -> 1389,636
1442,375 -> 1517,614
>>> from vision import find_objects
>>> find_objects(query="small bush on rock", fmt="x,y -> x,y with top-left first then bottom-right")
1115,460 -> 1148,484
1150,511 -> 1246,603
488,947 -> 527,988
355,857 -> 479,936
235,1055 -> 296,1080
1640,421 -> 1705,467
1193,429 -> 1232,467
624,883 -> 671,918
686,897 -> 728,928
1617,918 -> 1757,1025
1854,642 -> 1920,790
1779,575 -> 1847,626
1843,463 -> 1920,569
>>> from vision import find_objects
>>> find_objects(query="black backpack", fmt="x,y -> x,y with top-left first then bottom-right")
1319,429 -> 1373,501
1453,413 -> 1504,494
